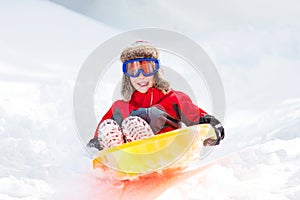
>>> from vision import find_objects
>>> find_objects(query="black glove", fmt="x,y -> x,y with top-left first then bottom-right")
87,137 -> 102,151
130,107 -> 180,134
199,115 -> 225,146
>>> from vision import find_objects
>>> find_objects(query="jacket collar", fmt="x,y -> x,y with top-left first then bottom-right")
130,87 -> 165,108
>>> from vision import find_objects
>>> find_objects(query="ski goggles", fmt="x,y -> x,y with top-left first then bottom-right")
122,58 -> 160,77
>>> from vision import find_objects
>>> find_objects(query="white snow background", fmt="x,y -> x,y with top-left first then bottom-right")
0,0 -> 300,199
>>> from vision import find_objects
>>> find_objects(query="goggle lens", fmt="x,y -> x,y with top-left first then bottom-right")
123,58 -> 159,77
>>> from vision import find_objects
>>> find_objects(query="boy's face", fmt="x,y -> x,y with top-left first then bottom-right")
130,74 -> 154,93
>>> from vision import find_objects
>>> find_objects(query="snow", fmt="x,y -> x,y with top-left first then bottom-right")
1,0 -> 300,200
158,138 -> 300,200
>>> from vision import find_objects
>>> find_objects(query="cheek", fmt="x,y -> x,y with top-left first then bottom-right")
129,78 -> 138,89
148,76 -> 155,83
129,77 -> 135,85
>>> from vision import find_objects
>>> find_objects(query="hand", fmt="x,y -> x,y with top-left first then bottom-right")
87,137 -> 102,151
199,115 -> 225,146
130,107 -> 180,134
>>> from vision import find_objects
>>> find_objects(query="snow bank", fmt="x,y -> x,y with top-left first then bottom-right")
0,0 -> 115,199
0,0 -> 299,200
159,138 -> 300,200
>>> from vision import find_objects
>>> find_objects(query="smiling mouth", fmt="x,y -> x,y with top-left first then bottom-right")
137,82 -> 149,87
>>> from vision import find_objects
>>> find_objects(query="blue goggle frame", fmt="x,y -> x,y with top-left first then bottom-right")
122,58 -> 160,78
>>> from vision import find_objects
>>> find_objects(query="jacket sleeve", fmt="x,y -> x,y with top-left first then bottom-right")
93,106 -> 113,138
173,91 -> 208,126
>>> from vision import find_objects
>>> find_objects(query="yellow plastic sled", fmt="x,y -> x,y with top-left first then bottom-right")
92,124 -> 217,180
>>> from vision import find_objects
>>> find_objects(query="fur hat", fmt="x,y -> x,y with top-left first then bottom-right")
120,41 -> 159,63
120,41 -> 170,101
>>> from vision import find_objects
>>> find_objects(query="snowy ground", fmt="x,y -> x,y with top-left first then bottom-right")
0,1 -> 299,200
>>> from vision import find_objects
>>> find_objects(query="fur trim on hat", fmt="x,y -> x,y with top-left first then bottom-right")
121,69 -> 170,102
120,41 -> 159,63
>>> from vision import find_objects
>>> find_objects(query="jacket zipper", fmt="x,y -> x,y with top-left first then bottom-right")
150,89 -> 153,107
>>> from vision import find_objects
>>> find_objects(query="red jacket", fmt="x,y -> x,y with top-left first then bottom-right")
94,88 -> 207,137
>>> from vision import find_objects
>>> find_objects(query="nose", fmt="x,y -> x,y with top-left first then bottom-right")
136,70 -> 146,78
